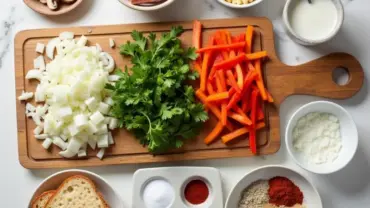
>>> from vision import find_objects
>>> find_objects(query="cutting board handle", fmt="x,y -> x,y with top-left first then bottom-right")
274,53 -> 364,103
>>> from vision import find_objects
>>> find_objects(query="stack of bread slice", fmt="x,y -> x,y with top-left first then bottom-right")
31,175 -> 109,208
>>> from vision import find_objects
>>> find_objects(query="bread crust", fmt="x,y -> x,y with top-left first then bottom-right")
31,190 -> 55,208
44,175 -> 109,208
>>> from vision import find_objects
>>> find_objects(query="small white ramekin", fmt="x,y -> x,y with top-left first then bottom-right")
217,0 -> 264,9
283,0 -> 344,45
118,0 -> 176,11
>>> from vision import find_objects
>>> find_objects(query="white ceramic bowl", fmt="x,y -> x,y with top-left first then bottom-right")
118,0 -> 175,11
27,169 -> 124,207
286,101 -> 358,174
217,0 -> 264,9
225,165 -> 322,208
283,0 -> 344,45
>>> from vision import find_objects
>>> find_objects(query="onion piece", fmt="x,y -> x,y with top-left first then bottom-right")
59,31 -> 74,40
109,38 -> 115,48
53,136 -> 67,150
33,56 -> 45,70
108,132 -> 114,145
36,43 -> 45,54
33,125 -> 44,135
77,35 -> 88,47
96,148 -> 105,159
109,118 -> 118,130
35,134 -> 48,140
88,135 -> 97,150
26,70 -> 43,81
18,91 -> 34,101
90,111 -> 105,125
46,37 -> 61,60
108,75 -> 120,82
59,137 -> 81,158
97,134 -> 109,148
42,138 -> 53,149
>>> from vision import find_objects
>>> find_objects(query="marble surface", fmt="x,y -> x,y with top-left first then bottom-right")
1,0 -> 370,207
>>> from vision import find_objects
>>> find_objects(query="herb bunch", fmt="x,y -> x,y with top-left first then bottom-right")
107,26 -> 208,153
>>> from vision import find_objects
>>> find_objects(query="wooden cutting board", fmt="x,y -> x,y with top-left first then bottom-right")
15,17 -> 364,169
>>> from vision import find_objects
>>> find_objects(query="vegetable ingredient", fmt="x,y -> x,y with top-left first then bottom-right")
184,179 -> 209,205
193,22 -> 273,153
224,0 -> 256,5
20,32 -> 119,159
268,177 -> 304,207
108,26 -> 208,153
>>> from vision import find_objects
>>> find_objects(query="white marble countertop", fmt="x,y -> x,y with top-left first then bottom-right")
1,0 -> 369,207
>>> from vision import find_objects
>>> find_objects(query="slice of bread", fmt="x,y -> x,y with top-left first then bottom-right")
45,175 -> 109,208
31,191 -> 55,208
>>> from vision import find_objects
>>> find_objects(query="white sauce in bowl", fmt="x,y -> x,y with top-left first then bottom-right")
288,0 -> 338,41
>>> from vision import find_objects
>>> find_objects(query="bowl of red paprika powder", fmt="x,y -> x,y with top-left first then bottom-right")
225,165 -> 322,208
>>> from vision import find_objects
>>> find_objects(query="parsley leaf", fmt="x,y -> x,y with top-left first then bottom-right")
108,26 -> 208,153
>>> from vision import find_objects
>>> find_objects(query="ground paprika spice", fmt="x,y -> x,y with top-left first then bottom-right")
268,176 -> 304,207
184,179 -> 209,205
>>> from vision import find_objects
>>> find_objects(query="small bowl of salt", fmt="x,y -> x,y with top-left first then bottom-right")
285,101 -> 358,174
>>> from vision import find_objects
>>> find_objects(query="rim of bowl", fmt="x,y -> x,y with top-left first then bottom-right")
23,0 -> 84,16
285,101 -> 358,174
282,0 -> 344,45
118,0 -> 175,11
27,169 -> 123,207
217,0 -> 264,9
225,165 -> 322,207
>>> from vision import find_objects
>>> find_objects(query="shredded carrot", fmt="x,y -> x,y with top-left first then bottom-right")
204,121 -> 224,145
222,122 -> 265,144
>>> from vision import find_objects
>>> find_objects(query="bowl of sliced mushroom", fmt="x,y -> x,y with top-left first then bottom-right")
23,0 -> 84,16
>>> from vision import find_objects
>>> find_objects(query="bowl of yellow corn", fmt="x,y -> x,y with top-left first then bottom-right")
217,0 -> 263,8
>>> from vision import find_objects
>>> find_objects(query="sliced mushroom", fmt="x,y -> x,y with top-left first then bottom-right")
39,0 -> 47,4
47,0 -> 58,10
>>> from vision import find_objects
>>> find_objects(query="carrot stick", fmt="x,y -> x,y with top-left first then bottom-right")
245,25 -> 254,54
267,91 -> 274,103
222,122 -> 265,144
229,50 -> 244,89
197,42 -> 246,53
228,112 -> 252,126
226,92 -> 241,111
192,20 -> 202,49
214,53 -> 246,70
246,51 -> 268,60
253,60 -> 267,100
206,92 -> 229,102
204,122 -> 224,145
215,73 -> 224,93
207,82 -> 215,95
197,87 -> 234,131
217,70 -> 227,92
226,70 -> 241,93
221,104 -> 228,126
200,37 -> 214,92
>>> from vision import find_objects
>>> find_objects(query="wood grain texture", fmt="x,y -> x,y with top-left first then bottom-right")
14,17 -> 364,169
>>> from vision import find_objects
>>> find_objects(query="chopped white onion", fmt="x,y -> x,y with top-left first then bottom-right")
85,97 -> 98,111
77,35 -> 88,47
109,38 -> 115,48
18,91 -> 34,101
98,102 -> 110,115
96,124 -> 108,135
42,138 -> 53,149
33,125 -> 43,135
108,132 -> 114,145
109,118 -> 118,130
35,134 -> 48,140
46,37 -> 61,59
26,70 -> 43,81
34,55 -> 46,71
104,97 -> 114,106
36,43 -> 45,54
90,111 -> 105,125
96,43 -> 102,52
108,75 -> 120,82
97,134 -> 109,148
96,148 -> 105,159
53,136 -> 67,150
104,117 -> 111,124
78,149 -> 87,157
59,31 -> 74,40
88,135 -> 97,150
59,137 -> 81,158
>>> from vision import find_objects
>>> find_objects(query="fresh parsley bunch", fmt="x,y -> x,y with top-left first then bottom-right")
106,26 -> 208,153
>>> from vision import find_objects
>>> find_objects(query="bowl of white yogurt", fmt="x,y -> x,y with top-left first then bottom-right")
283,0 -> 344,45
285,101 -> 358,174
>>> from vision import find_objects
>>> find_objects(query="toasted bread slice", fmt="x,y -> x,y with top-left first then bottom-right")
31,191 -> 55,208
45,175 -> 109,208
